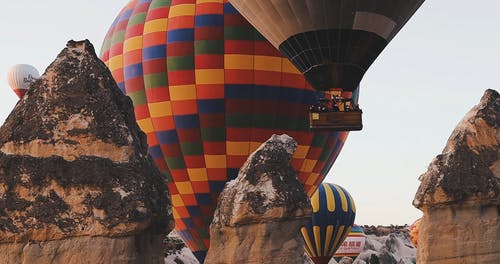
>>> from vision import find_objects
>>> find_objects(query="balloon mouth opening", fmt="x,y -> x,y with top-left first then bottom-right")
310,256 -> 335,264
304,64 -> 364,92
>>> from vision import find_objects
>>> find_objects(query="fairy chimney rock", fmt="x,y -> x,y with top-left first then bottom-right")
0,40 -> 173,264
205,134 -> 312,264
413,89 -> 499,263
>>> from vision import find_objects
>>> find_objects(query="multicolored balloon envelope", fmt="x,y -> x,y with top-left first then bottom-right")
229,0 -> 425,91
409,217 -> 421,247
301,183 -> 356,264
100,0 -> 356,261
7,64 -> 40,98
334,224 -> 366,261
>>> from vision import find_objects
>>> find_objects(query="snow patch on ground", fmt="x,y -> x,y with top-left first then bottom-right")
164,227 -> 416,264
325,229 -> 416,264
164,247 -> 199,264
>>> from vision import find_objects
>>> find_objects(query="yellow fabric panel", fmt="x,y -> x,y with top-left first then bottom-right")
324,225 -> 334,257
195,69 -> 224,84
169,4 -> 195,17
196,0 -> 223,3
137,118 -> 154,133
311,190 -> 320,213
144,18 -> 168,34
254,55 -> 282,72
175,181 -> 194,194
293,145 -> 310,159
171,194 -> 185,207
330,225 -> 346,256
123,36 -> 143,53
301,227 -> 316,257
334,226 -> 351,256
324,183 -> 336,212
282,58 -> 300,74
249,142 -> 261,153
107,55 -> 123,71
313,225 -> 322,256
305,173 -> 319,186
149,101 -> 172,117
187,168 -> 208,181
301,159 -> 317,173
172,207 -> 180,219
170,84 -> 197,100
224,54 -> 253,70
148,101 -> 172,117
227,141 -> 250,155
334,184 -> 348,212
345,226 -> 352,236
205,155 -> 227,168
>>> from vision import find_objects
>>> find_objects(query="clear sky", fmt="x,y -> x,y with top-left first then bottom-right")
0,1 -> 498,225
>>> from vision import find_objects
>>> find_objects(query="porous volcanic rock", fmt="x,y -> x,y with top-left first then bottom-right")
0,40 -> 173,263
413,89 -> 499,263
205,134 -> 312,264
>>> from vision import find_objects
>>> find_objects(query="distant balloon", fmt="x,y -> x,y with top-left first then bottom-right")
334,224 -> 366,261
301,183 -> 356,264
7,64 -> 39,98
409,218 -> 421,247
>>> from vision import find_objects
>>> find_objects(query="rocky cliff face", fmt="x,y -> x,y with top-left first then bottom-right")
0,40 -> 173,263
205,134 -> 312,264
413,89 -> 499,263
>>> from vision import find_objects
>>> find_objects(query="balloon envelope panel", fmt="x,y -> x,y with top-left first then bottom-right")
301,183 -> 356,264
100,0 -> 353,260
409,218 -> 421,247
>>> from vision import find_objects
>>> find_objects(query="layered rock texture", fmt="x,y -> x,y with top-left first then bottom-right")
205,134 -> 312,264
0,40 -> 173,263
413,89 -> 499,263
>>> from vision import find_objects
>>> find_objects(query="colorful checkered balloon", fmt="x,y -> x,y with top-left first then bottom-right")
100,0 -> 356,261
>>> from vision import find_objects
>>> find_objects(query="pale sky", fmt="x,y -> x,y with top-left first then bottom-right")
0,1 -> 498,225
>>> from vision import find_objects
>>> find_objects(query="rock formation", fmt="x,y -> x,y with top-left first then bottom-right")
0,40 -> 173,263
413,89 -> 499,263
352,226 -> 416,264
205,134 -> 312,264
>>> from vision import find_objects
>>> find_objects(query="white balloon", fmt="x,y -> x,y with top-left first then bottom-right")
7,64 -> 40,98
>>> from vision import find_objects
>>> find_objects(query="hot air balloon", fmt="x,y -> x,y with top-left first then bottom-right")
334,224 -> 366,262
301,182 -> 356,264
7,64 -> 40,98
409,217 -> 421,247
229,0 -> 424,130
100,1 -> 357,261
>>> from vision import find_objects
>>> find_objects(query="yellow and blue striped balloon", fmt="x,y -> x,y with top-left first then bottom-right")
301,182 -> 356,264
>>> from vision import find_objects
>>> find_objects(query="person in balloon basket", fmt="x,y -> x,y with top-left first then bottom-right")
311,91 -> 339,112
